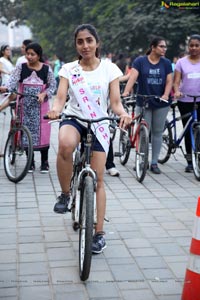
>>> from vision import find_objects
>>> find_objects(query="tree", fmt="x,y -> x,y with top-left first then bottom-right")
1,0 -> 199,61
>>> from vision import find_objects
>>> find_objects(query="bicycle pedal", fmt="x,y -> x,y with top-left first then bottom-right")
114,152 -> 122,157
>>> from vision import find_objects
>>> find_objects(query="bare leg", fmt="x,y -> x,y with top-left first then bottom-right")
91,151 -> 107,233
57,125 -> 80,194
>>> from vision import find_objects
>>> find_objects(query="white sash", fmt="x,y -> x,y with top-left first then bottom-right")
68,64 -> 110,154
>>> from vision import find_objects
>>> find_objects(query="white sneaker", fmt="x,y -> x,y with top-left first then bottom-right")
107,167 -> 120,176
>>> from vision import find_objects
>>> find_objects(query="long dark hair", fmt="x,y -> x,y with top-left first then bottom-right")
25,42 -> 44,62
146,36 -> 166,55
0,44 -> 12,62
74,24 -> 100,60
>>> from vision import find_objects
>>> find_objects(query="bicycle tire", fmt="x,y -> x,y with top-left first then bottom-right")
158,120 -> 172,164
3,126 -> 33,183
119,127 -> 131,165
71,150 -> 81,230
192,126 -> 200,181
135,124 -> 149,183
79,175 -> 94,281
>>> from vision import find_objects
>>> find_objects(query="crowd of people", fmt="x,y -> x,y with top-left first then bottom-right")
0,26 -> 200,254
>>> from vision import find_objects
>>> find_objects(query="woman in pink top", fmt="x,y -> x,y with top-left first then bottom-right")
174,34 -> 200,172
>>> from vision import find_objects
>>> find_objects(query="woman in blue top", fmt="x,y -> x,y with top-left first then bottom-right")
123,37 -> 173,174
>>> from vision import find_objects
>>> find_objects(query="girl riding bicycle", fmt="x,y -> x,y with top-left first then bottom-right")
47,24 -> 131,254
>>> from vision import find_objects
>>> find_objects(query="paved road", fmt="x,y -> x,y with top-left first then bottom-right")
0,107 -> 199,300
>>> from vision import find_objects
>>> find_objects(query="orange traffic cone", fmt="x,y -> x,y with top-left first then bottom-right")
182,196 -> 200,300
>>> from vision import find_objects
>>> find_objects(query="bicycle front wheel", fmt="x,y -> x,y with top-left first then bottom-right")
158,120 -> 172,164
4,126 -> 33,183
192,126 -> 200,181
79,175 -> 94,281
119,127 -> 131,165
135,124 -> 149,183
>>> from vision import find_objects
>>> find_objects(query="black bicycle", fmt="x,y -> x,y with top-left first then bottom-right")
0,91 -> 35,183
46,113 -> 120,281
158,94 -> 200,181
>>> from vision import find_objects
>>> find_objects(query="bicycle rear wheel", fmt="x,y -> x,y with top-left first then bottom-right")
158,120 -> 172,164
135,124 -> 149,183
192,126 -> 200,181
4,126 -> 33,183
79,175 -> 94,281
119,127 -> 131,165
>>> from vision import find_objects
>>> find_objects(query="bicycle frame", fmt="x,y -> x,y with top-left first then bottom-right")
167,100 -> 198,152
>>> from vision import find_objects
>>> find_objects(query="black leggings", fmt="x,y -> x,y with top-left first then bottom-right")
177,101 -> 200,159
31,148 -> 49,165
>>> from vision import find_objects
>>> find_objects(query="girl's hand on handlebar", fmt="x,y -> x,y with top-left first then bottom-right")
174,91 -> 183,99
161,94 -> 169,101
119,113 -> 132,129
0,86 -> 8,93
47,110 -> 60,120
122,91 -> 130,97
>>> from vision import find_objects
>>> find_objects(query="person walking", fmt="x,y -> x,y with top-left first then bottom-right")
123,36 -> 173,174
173,34 -> 200,172
47,24 -> 131,253
4,42 -> 56,173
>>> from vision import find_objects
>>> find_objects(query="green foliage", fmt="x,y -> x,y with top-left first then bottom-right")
1,0 -> 200,61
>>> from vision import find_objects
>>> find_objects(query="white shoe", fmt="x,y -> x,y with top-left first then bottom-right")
107,167 -> 120,176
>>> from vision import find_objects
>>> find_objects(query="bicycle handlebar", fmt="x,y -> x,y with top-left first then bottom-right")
44,113 -> 121,124
121,94 -> 169,104
184,94 -> 200,99
0,89 -> 39,99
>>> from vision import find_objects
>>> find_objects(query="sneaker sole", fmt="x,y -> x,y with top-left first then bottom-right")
40,170 -> 49,174
53,207 -> 70,214
92,244 -> 107,254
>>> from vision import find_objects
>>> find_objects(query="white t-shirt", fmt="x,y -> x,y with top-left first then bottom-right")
0,57 -> 14,85
16,55 -> 27,66
59,59 -> 122,119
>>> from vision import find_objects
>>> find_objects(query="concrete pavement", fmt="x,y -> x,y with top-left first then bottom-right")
0,106 -> 199,300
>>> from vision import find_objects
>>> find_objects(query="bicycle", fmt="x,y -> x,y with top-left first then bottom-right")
158,94 -> 200,181
108,97 -> 129,142
46,113 -> 121,281
0,91 -> 35,183
117,94 -> 168,183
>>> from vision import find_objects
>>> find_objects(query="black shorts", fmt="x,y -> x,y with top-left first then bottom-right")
59,118 -> 105,152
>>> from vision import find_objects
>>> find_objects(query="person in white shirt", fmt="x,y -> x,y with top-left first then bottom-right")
47,24 -> 131,254
0,45 -> 14,86
16,39 -> 32,66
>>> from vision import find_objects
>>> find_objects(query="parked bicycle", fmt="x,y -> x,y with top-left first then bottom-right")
108,96 -> 129,142
158,94 -> 200,181
45,113 -> 122,281
0,90 -> 35,183
117,94 -> 168,183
